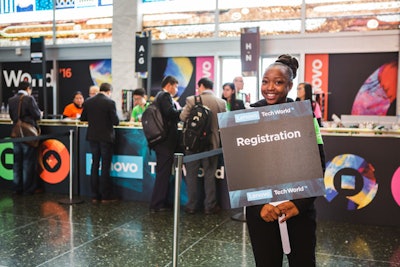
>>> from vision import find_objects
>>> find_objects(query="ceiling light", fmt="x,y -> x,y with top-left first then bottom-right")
231,12 -> 242,21
86,18 -> 113,25
314,2 -> 400,12
367,19 -> 379,29
241,8 -> 250,15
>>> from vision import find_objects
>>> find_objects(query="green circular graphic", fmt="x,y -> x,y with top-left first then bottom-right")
0,141 -> 14,181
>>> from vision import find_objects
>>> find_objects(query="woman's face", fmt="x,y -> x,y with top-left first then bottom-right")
73,94 -> 84,107
297,84 -> 305,100
222,85 -> 235,99
261,66 -> 292,105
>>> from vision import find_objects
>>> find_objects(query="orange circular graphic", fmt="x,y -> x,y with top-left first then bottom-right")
38,139 -> 70,184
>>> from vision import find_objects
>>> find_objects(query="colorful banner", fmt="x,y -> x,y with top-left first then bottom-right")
195,56 -> 214,88
218,101 -> 325,208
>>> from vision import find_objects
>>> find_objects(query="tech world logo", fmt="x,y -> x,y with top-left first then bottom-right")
324,154 -> 378,210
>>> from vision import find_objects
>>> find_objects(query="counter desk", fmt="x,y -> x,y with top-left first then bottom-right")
0,121 -> 399,225
0,119 -> 80,194
0,120 -> 229,208
316,127 -> 400,226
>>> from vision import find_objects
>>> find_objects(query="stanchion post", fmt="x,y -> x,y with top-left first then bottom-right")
59,129 -> 83,205
172,153 -> 184,267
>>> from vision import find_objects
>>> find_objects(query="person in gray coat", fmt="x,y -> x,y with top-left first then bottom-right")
180,77 -> 226,214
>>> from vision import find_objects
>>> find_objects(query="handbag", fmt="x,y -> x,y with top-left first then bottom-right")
10,95 -> 41,147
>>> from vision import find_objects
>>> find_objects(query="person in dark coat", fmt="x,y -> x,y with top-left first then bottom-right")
221,82 -> 245,111
80,82 -> 120,203
149,75 -> 181,212
8,81 -> 42,195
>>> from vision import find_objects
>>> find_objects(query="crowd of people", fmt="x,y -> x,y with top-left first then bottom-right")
8,54 -> 325,266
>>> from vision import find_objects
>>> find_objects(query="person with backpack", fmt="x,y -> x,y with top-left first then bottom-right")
149,75 -> 181,213
180,77 -> 226,215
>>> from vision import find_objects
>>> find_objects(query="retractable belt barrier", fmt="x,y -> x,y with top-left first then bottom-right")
182,148 -> 222,163
0,132 -> 70,144
172,148 -> 223,267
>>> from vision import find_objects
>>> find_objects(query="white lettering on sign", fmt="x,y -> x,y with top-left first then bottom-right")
111,162 -> 138,173
236,130 -> 301,147
3,69 -> 55,88
202,60 -> 212,78
311,59 -> 323,89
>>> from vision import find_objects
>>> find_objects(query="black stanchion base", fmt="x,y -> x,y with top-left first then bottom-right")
58,198 -> 84,205
231,211 -> 246,222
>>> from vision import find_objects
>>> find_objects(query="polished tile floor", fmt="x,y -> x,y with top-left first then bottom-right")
0,191 -> 399,267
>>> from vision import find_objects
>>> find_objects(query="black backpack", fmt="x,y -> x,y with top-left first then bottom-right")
182,95 -> 212,152
141,92 -> 167,148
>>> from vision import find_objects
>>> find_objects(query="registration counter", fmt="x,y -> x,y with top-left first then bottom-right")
0,119 -> 230,208
316,127 -> 400,226
0,119 -> 79,194
0,120 -> 399,225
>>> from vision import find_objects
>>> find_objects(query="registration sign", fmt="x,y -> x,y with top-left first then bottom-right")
218,100 -> 325,208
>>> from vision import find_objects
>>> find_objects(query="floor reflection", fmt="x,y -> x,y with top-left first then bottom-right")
0,191 -> 398,267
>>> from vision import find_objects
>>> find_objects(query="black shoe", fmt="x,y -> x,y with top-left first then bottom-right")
150,207 -> 171,213
184,207 -> 196,214
204,205 -> 221,215
12,191 -> 22,196
101,199 -> 119,204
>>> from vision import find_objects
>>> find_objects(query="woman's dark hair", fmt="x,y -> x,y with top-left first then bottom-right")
298,82 -> 316,111
300,82 -> 313,101
274,54 -> 299,80
221,82 -> 237,106
73,91 -> 83,99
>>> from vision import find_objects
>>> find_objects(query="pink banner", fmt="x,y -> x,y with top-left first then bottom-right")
196,57 -> 214,90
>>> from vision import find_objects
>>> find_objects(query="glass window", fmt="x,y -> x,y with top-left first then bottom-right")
142,0 -> 399,40
141,0 -> 216,40
217,0 -> 302,37
305,0 -> 400,33
0,0 -> 112,47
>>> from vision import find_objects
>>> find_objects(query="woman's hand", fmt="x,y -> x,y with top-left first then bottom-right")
260,204 -> 282,222
259,201 -> 299,223
276,201 -> 299,223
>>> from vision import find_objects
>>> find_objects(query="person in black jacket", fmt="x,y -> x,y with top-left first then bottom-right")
221,82 -> 245,111
149,75 -> 181,213
8,81 -> 42,195
247,55 -> 326,267
80,82 -> 120,203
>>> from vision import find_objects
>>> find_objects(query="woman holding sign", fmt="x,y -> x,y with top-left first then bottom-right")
246,54 -> 326,267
